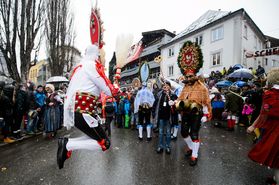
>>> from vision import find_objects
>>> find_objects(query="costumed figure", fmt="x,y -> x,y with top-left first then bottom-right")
247,68 -> 279,184
134,82 -> 155,141
134,62 -> 155,141
57,6 -> 119,169
176,41 -> 212,166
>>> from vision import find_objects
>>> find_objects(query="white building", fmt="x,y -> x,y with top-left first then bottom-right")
160,8 -> 278,79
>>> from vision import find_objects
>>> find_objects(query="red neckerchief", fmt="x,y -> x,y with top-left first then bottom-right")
95,60 -> 115,95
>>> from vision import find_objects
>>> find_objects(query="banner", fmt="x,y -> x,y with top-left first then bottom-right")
127,41 -> 143,63
246,47 -> 279,58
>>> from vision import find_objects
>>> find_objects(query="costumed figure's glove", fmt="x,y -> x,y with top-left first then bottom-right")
201,105 -> 209,123
168,100 -> 174,106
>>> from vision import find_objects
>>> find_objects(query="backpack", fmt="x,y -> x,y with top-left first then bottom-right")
105,102 -> 114,114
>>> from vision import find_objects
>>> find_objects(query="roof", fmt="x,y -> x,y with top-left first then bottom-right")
142,29 -> 176,38
142,29 -> 176,47
265,35 -> 279,47
161,8 -> 266,49
171,10 -> 230,41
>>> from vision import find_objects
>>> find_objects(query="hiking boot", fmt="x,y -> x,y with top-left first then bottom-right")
156,147 -> 163,154
184,150 -> 192,158
171,135 -> 177,141
3,137 -> 16,144
166,147 -> 171,154
57,137 -> 70,169
147,137 -> 152,141
189,157 -> 198,166
27,131 -> 35,135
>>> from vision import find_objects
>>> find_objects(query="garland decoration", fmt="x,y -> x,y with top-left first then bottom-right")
177,41 -> 203,76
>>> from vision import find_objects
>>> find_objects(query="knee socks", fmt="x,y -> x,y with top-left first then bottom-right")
184,136 -> 193,150
66,135 -> 101,151
192,140 -> 200,158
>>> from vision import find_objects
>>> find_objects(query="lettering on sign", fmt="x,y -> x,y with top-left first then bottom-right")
246,47 -> 279,58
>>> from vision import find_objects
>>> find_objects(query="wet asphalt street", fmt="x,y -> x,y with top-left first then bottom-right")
0,122 -> 273,185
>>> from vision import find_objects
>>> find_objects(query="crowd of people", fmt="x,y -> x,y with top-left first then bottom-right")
0,64 -> 277,183
0,65 -> 268,153
0,81 -> 67,143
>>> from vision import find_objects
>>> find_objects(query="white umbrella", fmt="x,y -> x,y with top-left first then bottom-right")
234,68 -> 253,74
46,76 -> 69,83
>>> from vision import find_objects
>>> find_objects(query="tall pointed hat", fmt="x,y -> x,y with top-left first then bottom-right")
90,4 -> 104,48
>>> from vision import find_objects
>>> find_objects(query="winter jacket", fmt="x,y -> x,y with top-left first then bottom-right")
34,91 -> 46,108
15,90 -> 28,114
225,92 -> 243,115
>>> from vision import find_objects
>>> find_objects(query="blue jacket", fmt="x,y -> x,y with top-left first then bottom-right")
123,98 -> 130,115
212,100 -> 225,109
34,91 -> 46,108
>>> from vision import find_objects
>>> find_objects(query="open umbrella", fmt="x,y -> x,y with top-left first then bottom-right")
233,81 -> 247,88
228,68 -> 254,79
46,76 -> 69,83
232,64 -> 243,70
234,68 -> 253,74
216,80 -> 233,88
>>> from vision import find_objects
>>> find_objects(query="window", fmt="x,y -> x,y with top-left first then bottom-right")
194,35 -> 203,45
265,58 -> 268,66
212,52 -> 221,66
254,35 -> 257,49
211,26 -> 224,42
168,65 -> 174,76
168,47 -> 174,57
272,60 -> 279,67
244,25 -> 248,39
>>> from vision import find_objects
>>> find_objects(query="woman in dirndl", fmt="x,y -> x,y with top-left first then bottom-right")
44,84 -> 61,138
247,68 -> 279,185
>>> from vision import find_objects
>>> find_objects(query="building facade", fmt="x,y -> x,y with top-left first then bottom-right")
117,29 -> 175,88
160,8 -> 278,79
29,59 -> 51,85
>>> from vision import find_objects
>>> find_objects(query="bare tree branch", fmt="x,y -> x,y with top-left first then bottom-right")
0,0 -> 45,83
45,0 -> 78,76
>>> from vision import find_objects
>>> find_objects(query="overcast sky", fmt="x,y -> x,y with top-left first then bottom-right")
67,0 -> 279,67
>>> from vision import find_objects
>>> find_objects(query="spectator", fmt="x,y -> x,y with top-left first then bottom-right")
221,67 -> 227,76
12,84 -> 28,139
152,83 -> 160,133
155,82 -> 176,154
241,98 -> 254,127
0,81 -> 15,143
34,85 -> 46,131
123,94 -> 131,128
256,65 -> 265,77
116,94 -> 124,128
129,89 -> 138,130
26,82 -> 39,135
227,66 -> 234,75
211,92 -> 225,127
249,67 -> 256,75
225,86 -> 243,131
44,84 -> 61,138
104,97 -> 115,136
